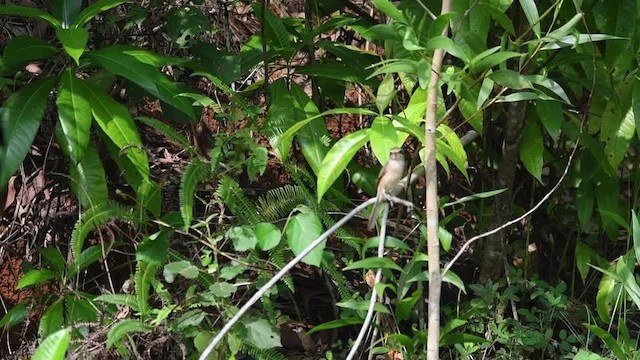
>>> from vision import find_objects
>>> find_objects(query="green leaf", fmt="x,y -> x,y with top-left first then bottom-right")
55,27 -> 88,64
540,34 -> 626,50
67,142 -> 109,208
66,245 -> 104,279
595,270 -> 616,322
79,80 -> 149,183
39,247 -> 65,278
252,4 -> 290,50
255,223 -> 281,251
437,124 -> 469,180
286,210 -> 324,266
0,77 -> 57,188
209,282 -> 237,297
57,69 -> 91,164
17,269 -> 56,289
489,69 -> 533,90
0,302 -> 28,329
136,179 -> 161,217
163,261 -> 199,283
371,0 -> 405,22
604,105 -> 635,169
32,328 -> 70,360
226,226 -> 258,252
583,324 -> 625,359
94,294 -> 139,310
427,36 -> 470,63
535,100 -> 562,140
442,269 -> 466,294
307,318 -> 363,335
470,49 -> 523,73
0,6 -> 61,28
71,0 -> 126,28
576,180 -> 594,229
1,36 -> 57,73
525,75 -> 571,104
317,129 -> 370,201
274,107 -> 375,161
38,299 -> 63,337
633,210 -> 640,265
343,257 -> 403,272
86,46 -> 196,121
136,230 -> 170,265
106,320 -> 152,349
396,289 -> 422,321
336,300 -> 390,314
441,188 -> 506,208
542,13 -> 583,42
518,0 -> 540,38
376,74 -> 396,113
519,119 -> 543,182
439,226 -> 453,252
370,116 -> 399,163
51,0 -> 82,28
243,318 -> 282,349
616,256 -> 640,310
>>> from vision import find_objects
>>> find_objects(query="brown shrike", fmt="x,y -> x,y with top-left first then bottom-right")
367,147 -> 406,230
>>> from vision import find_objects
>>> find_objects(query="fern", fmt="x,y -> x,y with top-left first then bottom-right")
323,264 -> 354,302
94,294 -> 139,312
240,343 -> 287,360
136,116 -> 191,150
106,319 -> 152,349
194,72 -> 252,114
256,185 -> 310,222
134,261 -> 159,318
70,201 -> 134,262
268,247 -> 294,292
216,175 -> 261,224
180,158 -> 209,230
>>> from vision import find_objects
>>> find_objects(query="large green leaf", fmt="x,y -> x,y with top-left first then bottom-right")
55,27 -> 88,64
0,77 -> 57,188
252,4 -> 290,51
56,68 -> 91,163
286,208 -> 324,266
70,0 -> 126,28
317,129 -> 370,202
519,119 -> 543,182
69,144 -> 108,208
39,299 -> 64,337
86,47 -> 196,121
32,328 -> 70,360
78,80 -> 149,182
1,36 -> 57,73
0,6 -> 61,28
370,116 -> 399,163
518,0 -> 540,38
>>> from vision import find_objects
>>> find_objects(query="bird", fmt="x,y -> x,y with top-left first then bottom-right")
367,147 -> 406,230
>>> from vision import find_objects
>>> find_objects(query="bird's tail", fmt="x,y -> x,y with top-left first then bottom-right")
367,194 -> 382,230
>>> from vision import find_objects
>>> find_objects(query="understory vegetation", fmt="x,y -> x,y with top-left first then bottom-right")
1,0 -> 640,359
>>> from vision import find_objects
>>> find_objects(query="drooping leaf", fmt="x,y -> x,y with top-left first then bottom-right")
286,208 -> 324,266
370,116 -> 399,163
0,6 -> 61,28
71,0 -> 126,28
317,129 -> 370,201
55,27 -> 88,64
0,77 -> 57,188
1,36 -> 57,73
56,68 -> 91,163
16,269 -> 56,289
519,119 -> 544,182
518,0 -> 540,38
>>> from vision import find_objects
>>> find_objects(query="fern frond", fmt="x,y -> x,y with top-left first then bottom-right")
134,261 -> 159,318
269,248 -> 294,292
195,72 -> 251,113
94,294 -> 139,312
136,116 -> 191,150
216,175 -> 261,224
323,264 -> 354,302
256,185 -> 309,221
180,158 -> 209,230
70,201 -> 134,262
240,343 -> 287,360
106,319 -> 153,349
